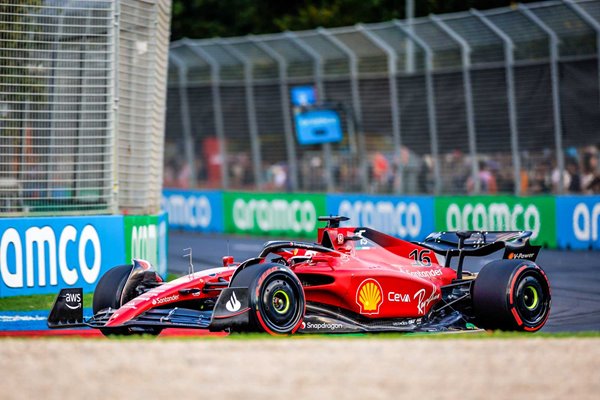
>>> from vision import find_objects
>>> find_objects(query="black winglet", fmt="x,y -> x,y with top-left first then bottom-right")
47,288 -> 85,328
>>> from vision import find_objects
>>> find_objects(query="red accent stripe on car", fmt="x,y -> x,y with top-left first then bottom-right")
212,307 -> 251,319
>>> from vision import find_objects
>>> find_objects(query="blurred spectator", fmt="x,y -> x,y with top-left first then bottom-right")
371,152 -> 391,192
551,160 -> 571,193
530,163 -> 551,194
566,160 -> 581,193
466,161 -> 497,194
587,176 -> 600,193
163,159 -> 177,188
266,162 -> 288,190
177,161 -> 191,188
496,168 -> 514,193
444,150 -> 469,194
393,146 -> 423,194
581,151 -> 599,194
195,158 -> 207,183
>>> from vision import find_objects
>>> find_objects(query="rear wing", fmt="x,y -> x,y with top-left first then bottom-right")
419,230 -> 540,264
422,230 -> 534,249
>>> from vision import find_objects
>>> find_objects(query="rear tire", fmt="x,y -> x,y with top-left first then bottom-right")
472,260 -> 551,332
231,263 -> 305,335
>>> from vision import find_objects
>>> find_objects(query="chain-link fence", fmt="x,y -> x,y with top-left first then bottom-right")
117,0 -> 171,213
0,0 -> 170,216
166,0 -> 600,196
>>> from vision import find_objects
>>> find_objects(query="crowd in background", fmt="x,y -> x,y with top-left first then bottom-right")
163,138 -> 600,195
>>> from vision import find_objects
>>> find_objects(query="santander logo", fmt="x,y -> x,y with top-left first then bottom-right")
151,294 -> 179,305
226,291 -> 241,312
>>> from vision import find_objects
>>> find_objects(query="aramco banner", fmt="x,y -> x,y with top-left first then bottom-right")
556,196 -> 600,250
326,194 -> 435,241
434,196 -> 556,248
161,189 -> 223,233
124,212 -> 168,279
0,216 -> 125,297
223,192 -> 326,237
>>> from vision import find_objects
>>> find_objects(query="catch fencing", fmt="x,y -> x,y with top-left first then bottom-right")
166,0 -> 600,196
0,0 -> 171,216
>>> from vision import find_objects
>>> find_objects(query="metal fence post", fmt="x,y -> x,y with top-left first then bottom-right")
220,41 -> 263,189
317,27 -> 368,192
50,7 -> 67,206
184,40 -> 229,189
431,15 -> 480,194
519,5 -> 565,194
285,31 -> 334,192
394,21 -> 442,195
565,0 -> 600,110
471,10 -> 521,195
168,52 -> 196,188
356,24 -> 404,193
251,37 -> 299,191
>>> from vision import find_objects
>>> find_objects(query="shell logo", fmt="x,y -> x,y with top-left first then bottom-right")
356,278 -> 383,315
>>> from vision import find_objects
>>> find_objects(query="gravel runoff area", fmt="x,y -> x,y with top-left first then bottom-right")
0,338 -> 598,400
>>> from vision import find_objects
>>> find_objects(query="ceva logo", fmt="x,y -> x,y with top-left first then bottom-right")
337,200 -> 422,238
162,194 -> 212,228
445,203 -> 541,239
572,202 -> 600,242
232,198 -> 317,233
0,225 -> 101,288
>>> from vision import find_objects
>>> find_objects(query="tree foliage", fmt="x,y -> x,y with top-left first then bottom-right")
170,0 -> 544,40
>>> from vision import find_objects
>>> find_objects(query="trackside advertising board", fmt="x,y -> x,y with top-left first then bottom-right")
162,189 -> 597,249
124,212 -> 169,279
434,196 -> 556,247
162,189 -> 223,233
556,196 -> 600,250
223,192 -> 326,238
327,194 -> 435,241
0,216 -> 125,297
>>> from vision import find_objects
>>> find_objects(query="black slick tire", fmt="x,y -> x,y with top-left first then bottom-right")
472,260 -> 551,332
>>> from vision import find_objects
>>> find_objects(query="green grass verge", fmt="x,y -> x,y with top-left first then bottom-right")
0,273 -> 182,312
0,293 -> 94,312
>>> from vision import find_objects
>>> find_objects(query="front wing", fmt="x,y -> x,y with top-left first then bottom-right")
47,287 -> 252,333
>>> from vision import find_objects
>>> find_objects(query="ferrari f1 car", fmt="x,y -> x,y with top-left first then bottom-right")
48,216 -> 551,335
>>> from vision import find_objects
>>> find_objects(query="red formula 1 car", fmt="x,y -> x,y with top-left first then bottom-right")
48,216 -> 551,335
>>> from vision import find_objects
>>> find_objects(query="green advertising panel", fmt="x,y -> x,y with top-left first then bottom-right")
124,212 -> 168,278
434,196 -> 556,248
223,192 -> 327,238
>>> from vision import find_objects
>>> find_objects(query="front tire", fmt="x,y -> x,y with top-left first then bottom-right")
231,263 -> 305,335
472,260 -> 551,332
93,265 -> 132,314
93,265 -> 161,337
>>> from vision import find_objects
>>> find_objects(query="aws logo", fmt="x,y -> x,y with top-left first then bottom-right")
356,278 -> 383,315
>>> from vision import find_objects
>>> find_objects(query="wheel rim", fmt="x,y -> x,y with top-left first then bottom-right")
259,274 -> 303,333
514,272 -> 549,327
272,289 -> 290,314
523,285 -> 539,310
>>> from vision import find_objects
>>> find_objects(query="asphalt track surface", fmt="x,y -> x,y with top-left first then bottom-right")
169,231 -> 600,333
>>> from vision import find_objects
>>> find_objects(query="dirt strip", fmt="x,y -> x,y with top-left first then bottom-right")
0,338 -> 598,400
